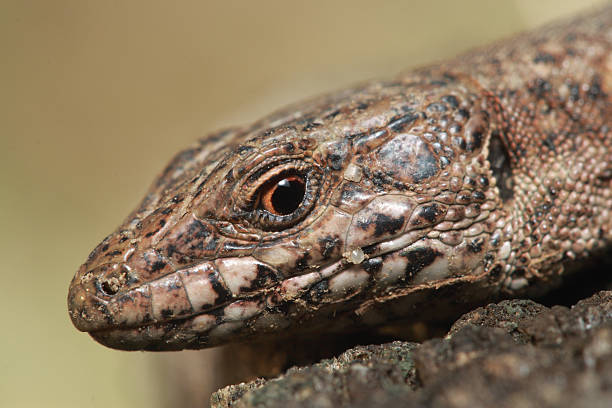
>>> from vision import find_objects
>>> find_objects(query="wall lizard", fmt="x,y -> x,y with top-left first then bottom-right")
68,6 -> 612,352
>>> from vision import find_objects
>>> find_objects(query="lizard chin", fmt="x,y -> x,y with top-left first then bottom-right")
87,318 -> 217,351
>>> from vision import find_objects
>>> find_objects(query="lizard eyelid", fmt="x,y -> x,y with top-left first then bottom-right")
238,161 -> 322,231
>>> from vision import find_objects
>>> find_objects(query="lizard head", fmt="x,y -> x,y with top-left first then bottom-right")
68,74 -> 507,350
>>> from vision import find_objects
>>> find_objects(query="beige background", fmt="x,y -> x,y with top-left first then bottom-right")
1,0 -> 607,407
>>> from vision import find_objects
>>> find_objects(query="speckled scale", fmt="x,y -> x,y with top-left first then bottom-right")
68,7 -> 612,351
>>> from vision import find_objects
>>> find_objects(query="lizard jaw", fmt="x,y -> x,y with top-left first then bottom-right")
69,232 -> 490,350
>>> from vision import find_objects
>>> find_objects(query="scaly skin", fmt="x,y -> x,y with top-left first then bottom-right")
68,7 -> 612,351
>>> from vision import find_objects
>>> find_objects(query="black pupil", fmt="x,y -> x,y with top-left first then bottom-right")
271,177 -> 305,215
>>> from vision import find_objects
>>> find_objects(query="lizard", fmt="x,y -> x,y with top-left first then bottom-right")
68,6 -> 612,352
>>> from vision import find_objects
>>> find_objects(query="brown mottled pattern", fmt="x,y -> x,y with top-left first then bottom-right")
68,7 -> 612,351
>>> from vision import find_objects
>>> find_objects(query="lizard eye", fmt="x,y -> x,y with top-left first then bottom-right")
236,161 -> 322,231
258,174 -> 306,216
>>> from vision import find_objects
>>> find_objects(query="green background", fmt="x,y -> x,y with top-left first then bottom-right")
1,0 -> 606,406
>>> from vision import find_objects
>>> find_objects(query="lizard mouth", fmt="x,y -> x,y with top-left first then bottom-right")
68,256 -> 361,351
68,230 -> 485,351
87,312 -> 251,351
67,258 -> 278,350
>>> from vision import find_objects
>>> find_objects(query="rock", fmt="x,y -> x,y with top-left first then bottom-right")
211,291 -> 612,408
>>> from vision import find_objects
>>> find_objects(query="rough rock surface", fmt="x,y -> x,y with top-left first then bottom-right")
212,290 -> 612,408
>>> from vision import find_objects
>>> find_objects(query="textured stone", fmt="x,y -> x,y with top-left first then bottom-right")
213,290 -> 612,408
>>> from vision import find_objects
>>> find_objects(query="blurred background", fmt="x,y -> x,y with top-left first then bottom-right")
1,0 -> 607,407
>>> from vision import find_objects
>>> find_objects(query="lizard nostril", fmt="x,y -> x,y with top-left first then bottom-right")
100,279 -> 120,296
98,265 -> 130,296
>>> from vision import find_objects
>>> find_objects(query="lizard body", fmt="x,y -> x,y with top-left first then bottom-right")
68,7 -> 612,351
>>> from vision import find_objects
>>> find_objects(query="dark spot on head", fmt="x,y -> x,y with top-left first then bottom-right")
429,80 -> 447,86
324,109 -> 341,119
188,219 -> 212,239
449,124 -> 462,134
166,244 -> 177,258
426,102 -> 447,113
569,83 -> 580,102
533,52 -> 556,64
206,272 -> 232,306
361,244 -> 377,255
514,267 -> 526,278
252,264 -> 278,289
302,122 -> 321,131
347,131 -> 366,140
456,108 -> 470,120
236,145 -> 254,155
318,236 -> 340,259
339,185 -> 358,202
530,78 -> 551,99
465,125 -> 484,152
588,76 -> 605,100
387,113 -> 420,132
161,309 -> 174,319
456,193 -> 471,204
418,203 -> 441,224
471,191 -> 485,202
443,73 -> 457,81
281,142 -> 295,152
370,170 -> 390,189
488,264 -> 503,280
401,247 -> 440,278
223,169 -> 236,183
151,261 -> 167,272
442,95 -> 459,109
372,213 -> 404,237
597,167 -> 612,182
353,129 -> 389,154
392,181 -> 409,191
363,257 -> 383,274
308,280 -> 329,303
295,254 -> 310,272
328,153 -> 344,170
194,181 -> 206,198
453,136 -> 467,151
468,237 -> 484,253
210,308 -> 226,321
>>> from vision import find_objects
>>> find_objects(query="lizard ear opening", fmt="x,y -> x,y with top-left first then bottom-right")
488,130 -> 514,202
